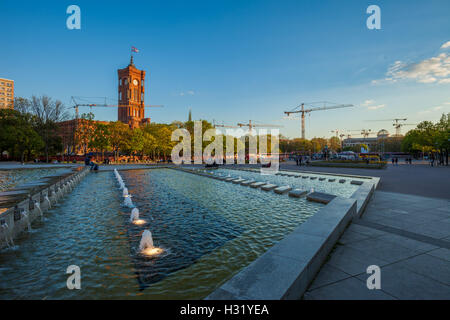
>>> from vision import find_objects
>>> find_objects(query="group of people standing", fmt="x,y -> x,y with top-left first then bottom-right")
429,152 -> 447,167
295,155 -> 310,166
391,157 -> 413,165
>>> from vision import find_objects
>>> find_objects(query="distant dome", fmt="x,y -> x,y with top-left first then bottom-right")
377,129 -> 389,138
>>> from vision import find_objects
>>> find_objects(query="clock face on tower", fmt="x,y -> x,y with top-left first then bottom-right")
133,79 -> 138,86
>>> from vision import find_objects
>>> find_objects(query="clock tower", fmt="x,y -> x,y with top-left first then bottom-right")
117,56 -> 150,128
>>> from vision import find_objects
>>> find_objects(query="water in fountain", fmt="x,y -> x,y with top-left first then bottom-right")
130,208 -> 139,222
1,224 -> 14,248
45,195 -> 51,208
139,230 -> 154,251
21,211 -> 32,232
124,197 -> 133,208
123,188 -> 128,197
35,201 -> 43,220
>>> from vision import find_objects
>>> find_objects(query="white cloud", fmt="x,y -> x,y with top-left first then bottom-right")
368,104 -> 386,110
361,100 -> 386,110
179,90 -> 195,96
441,41 -> 450,49
373,43 -> 450,85
361,99 -> 375,106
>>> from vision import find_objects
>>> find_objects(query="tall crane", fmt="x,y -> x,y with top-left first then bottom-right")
71,96 -> 163,120
366,118 -> 415,136
284,102 -> 354,139
237,120 -> 282,135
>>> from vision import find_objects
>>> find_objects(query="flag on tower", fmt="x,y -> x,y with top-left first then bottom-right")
131,46 -> 139,53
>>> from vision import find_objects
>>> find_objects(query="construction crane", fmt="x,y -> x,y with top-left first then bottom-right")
237,120 -> 283,135
393,123 -> 418,136
348,129 -> 375,139
284,102 -> 354,139
331,129 -> 342,138
212,119 -> 239,129
71,96 -> 163,119
365,118 -> 416,136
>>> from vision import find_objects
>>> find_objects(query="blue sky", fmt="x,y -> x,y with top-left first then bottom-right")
1,0 -> 449,139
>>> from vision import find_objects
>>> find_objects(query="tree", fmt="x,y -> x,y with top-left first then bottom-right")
402,113 -> 449,165
108,121 -> 131,161
89,123 -> 110,161
14,97 -> 32,114
128,128 -> 145,159
311,137 -> 327,153
77,112 -> 96,155
143,124 -> 177,160
0,109 -> 44,162
142,131 -> 157,159
29,95 -> 68,162
328,136 -> 341,152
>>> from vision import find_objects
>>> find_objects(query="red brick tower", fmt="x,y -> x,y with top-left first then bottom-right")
117,56 -> 149,128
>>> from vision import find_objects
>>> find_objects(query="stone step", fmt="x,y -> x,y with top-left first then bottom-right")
306,192 -> 337,204
250,182 -> 266,188
240,180 -> 255,186
261,184 -> 278,191
274,186 -> 292,194
288,189 -> 307,198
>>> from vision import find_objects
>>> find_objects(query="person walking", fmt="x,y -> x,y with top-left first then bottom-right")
395,157 -> 398,166
392,157 -> 395,166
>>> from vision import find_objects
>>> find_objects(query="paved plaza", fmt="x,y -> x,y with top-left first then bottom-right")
304,191 -> 450,299
285,162 -> 450,300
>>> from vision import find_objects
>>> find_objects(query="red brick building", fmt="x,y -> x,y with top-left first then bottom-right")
118,56 -> 150,128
